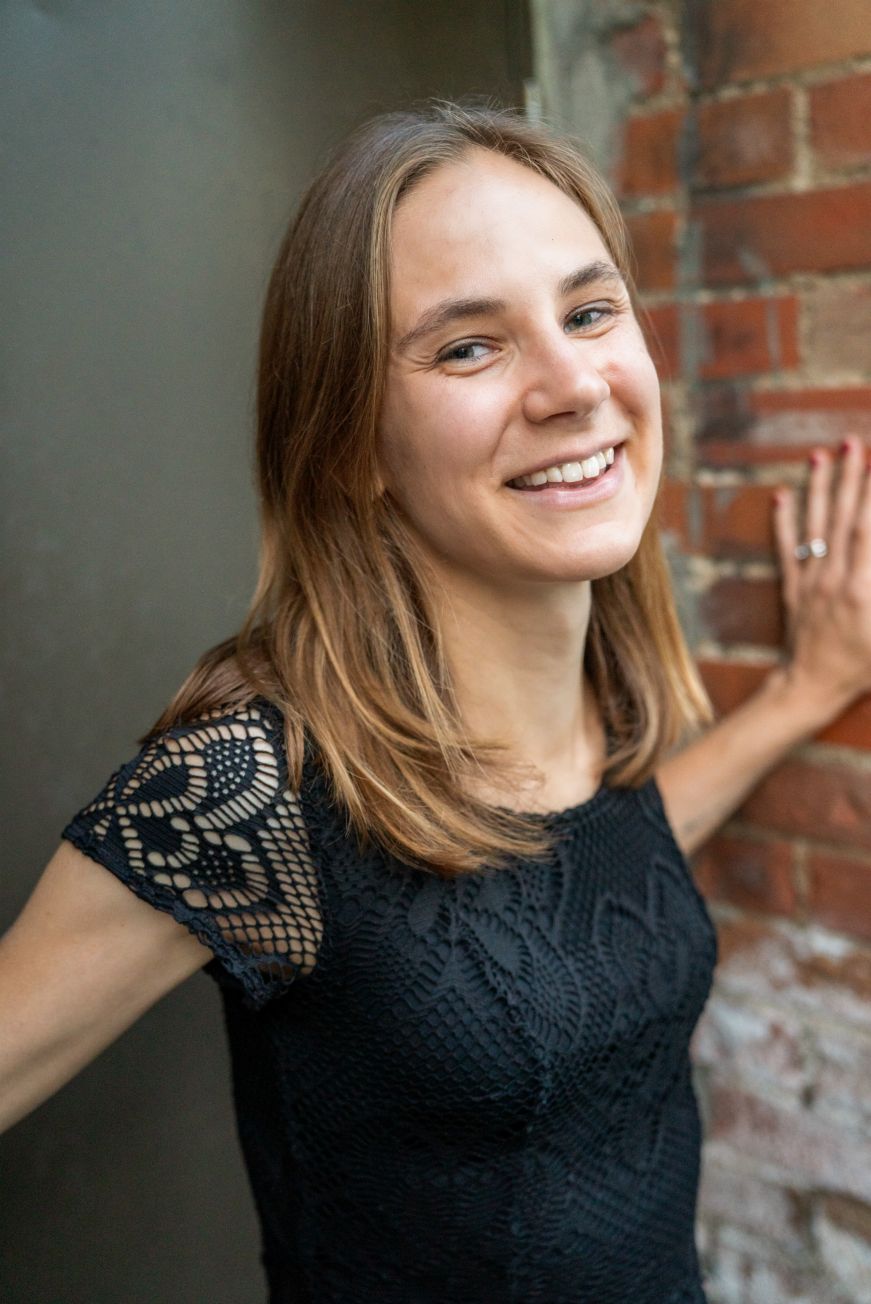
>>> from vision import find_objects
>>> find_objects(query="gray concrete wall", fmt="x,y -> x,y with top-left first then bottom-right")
0,3 -> 530,1300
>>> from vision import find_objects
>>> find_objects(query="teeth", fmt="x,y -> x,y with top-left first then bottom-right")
512,445 -> 616,488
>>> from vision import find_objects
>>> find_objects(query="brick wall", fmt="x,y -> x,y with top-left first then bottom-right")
532,2 -> 871,1299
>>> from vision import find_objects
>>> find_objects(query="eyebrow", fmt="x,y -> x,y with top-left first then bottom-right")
395,259 -> 626,354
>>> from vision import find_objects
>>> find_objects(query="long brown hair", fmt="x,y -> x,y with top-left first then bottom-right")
145,101 -> 713,875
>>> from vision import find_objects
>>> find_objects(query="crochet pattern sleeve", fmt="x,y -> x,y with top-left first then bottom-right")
59,700 -> 321,1010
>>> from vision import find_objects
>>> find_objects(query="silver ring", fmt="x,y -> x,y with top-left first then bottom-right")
794,537 -> 828,561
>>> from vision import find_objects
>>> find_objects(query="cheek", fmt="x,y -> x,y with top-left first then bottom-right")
378,378 -> 503,496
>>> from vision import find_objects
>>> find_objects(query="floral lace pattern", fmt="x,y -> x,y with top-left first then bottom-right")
61,697 -> 716,1302
62,701 -> 321,1007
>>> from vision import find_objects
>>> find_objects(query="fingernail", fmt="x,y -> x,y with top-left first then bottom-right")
810,451 -> 820,466
840,439 -> 851,454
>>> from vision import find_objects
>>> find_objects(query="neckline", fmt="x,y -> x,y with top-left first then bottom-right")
491,779 -> 622,827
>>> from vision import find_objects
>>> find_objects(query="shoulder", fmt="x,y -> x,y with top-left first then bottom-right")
113,695 -> 291,816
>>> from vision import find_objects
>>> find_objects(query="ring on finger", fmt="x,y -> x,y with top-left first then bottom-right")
794,537 -> 829,561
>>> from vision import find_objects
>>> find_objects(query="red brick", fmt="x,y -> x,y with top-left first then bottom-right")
644,296 -> 799,382
693,89 -> 793,190
698,658 -> 871,752
694,297 -> 799,380
694,483 -> 779,559
708,1084 -> 871,1200
699,575 -> 783,646
740,757 -> 871,851
693,833 -> 797,915
610,13 -> 667,98
625,208 -> 677,291
805,282 -> 871,377
696,384 -> 871,453
811,73 -> 871,171
617,109 -> 681,197
807,848 -> 871,943
689,0 -> 871,88
695,184 -> 871,286
698,658 -> 773,713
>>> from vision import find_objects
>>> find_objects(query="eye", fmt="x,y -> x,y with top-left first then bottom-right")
436,340 -> 492,365
565,304 -> 614,333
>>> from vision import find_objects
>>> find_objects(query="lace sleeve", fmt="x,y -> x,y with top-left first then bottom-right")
60,699 -> 322,1010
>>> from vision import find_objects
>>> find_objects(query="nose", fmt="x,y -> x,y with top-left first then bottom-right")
520,331 -> 610,426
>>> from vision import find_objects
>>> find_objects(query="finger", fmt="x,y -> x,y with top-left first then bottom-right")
773,485 -> 801,616
803,447 -> 834,566
828,436 -> 866,583
853,452 -> 871,587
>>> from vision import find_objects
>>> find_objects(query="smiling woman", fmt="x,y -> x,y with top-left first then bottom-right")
6,100 -> 871,1304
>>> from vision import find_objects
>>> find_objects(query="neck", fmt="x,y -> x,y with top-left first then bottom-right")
429,563 -> 606,810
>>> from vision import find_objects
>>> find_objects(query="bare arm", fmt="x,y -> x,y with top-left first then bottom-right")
658,435 -> 871,858
0,840 -> 213,1134
656,665 -> 844,857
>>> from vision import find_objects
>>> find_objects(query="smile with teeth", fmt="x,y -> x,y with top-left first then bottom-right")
508,446 -> 616,489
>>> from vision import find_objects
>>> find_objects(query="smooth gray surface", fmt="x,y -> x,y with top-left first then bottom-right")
0,3 -> 530,1300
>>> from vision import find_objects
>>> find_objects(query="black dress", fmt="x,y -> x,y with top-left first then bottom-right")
61,696 -> 717,1303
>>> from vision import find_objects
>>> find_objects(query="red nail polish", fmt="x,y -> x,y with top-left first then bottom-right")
840,440 -> 850,453
810,452 -> 820,466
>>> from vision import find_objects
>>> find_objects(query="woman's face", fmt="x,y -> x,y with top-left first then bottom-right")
376,148 -> 663,590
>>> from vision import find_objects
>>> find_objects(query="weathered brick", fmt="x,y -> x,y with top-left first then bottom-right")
811,1025 -> 871,1126
692,833 -> 797,916
693,89 -> 793,190
707,1084 -> 871,1201
807,848 -> 871,943
701,1235 -> 849,1304
625,208 -> 677,291
610,13 -> 667,98
617,108 -> 681,197
805,282 -> 871,377
696,384 -> 871,454
697,1160 -> 809,1253
699,575 -> 783,646
812,1193 -> 871,1301
713,913 -> 871,1031
694,184 -> 871,285
688,0 -> 871,88
740,756 -> 871,851
694,995 -> 807,1093
810,73 -> 871,172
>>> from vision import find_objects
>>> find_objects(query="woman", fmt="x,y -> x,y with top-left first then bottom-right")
2,102 -> 870,1303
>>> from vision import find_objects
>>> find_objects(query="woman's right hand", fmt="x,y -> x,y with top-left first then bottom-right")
0,841 -> 211,1134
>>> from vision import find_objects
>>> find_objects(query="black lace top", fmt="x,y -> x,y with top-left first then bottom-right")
61,697 -> 717,1303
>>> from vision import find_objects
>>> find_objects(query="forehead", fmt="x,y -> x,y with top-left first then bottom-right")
388,149 -> 612,306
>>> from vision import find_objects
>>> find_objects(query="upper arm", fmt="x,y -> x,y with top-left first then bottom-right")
0,838 -> 211,1134
1,697 -> 324,1133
